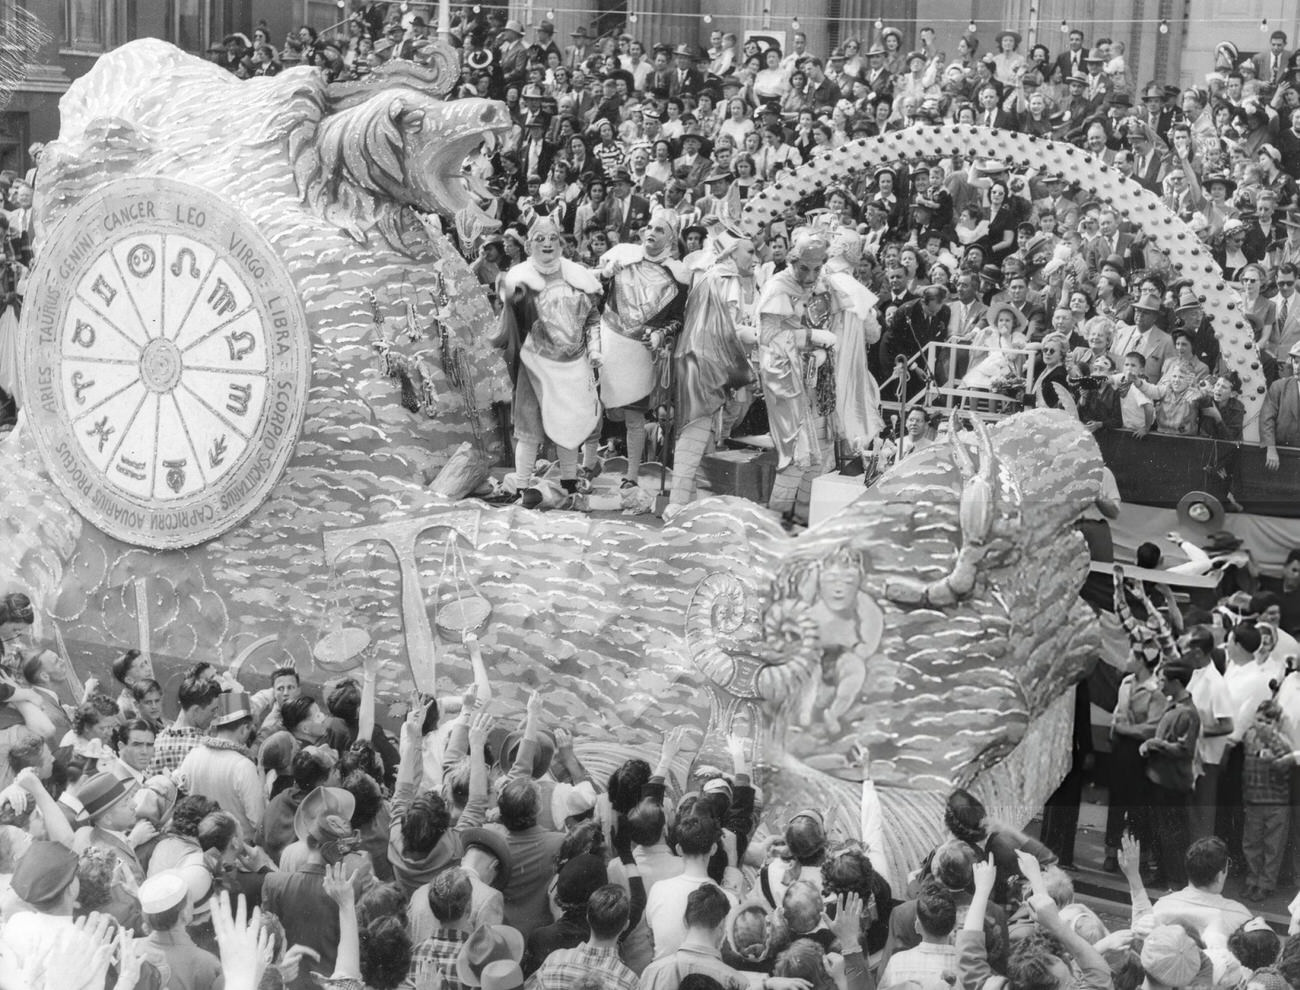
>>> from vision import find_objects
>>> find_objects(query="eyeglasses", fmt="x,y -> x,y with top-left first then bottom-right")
1280,280 -> 1296,286
1242,277 -> 1259,282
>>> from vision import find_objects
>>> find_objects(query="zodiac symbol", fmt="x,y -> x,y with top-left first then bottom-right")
70,319 -> 96,349
207,278 -> 237,317
126,243 -> 156,278
209,434 -> 228,468
226,383 -> 251,416
162,458 -> 187,493
115,456 -> 146,481
90,274 -> 117,308
86,416 -> 114,453
225,330 -> 256,361
70,371 -> 94,405
170,247 -> 200,278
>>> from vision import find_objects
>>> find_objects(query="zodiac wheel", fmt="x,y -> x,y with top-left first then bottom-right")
20,177 -> 311,549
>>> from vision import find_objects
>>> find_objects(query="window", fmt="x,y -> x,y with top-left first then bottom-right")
64,0 -> 109,51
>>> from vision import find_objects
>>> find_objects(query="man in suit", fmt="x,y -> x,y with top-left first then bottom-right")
1126,122 -> 1166,195
1263,341 -> 1300,469
862,43 -> 893,104
1083,209 -> 1134,273
1272,263 -> 1300,356
883,285 -> 952,398
532,20 -> 562,64
517,114 -> 555,195
1053,29 -> 1088,84
976,84 -> 1016,129
646,47 -> 673,99
669,45 -> 704,98
564,26 -> 592,70
496,19 -> 529,89
1084,48 -> 1111,106
1255,31 -> 1291,86
605,166 -> 651,243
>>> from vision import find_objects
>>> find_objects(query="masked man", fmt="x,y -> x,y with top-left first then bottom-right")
666,229 -> 758,518
493,214 -> 603,507
595,207 -> 690,495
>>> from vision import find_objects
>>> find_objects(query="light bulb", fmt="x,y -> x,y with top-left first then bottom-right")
968,20 -> 977,33
471,3 -> 479,11
1060,19 -> 1069,32
703,13 -> 712,23
874,18 -> 884,31
628,11 -> 637,21
546,8 -> 554,19
1159,19 -> 1169,33
336,0 -> 344,7
1261,17 -> 1269,31
791,17 -> 800,31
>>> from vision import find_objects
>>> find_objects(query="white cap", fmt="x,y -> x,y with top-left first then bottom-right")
139,871 -> 188,914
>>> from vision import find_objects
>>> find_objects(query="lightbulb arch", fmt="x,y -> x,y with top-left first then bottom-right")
738,124 -> 1265,438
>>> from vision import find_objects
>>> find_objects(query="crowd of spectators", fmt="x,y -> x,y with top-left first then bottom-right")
200,5 -> 1300,467
6,573 -> 1300,990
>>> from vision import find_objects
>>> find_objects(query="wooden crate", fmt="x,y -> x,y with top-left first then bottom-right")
699,449 -> 778,503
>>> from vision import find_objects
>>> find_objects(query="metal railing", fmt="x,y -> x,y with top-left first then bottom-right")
887,340 -> 1042,423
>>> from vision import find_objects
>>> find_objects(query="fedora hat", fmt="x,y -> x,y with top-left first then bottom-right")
570,26 -> 589,38
456,925 -> 526,987
293,786 -> 356,843
480,961 -> 524,990
865,42 -> 886,57
496,728 -> 557,778
499,19 -> 524,37
1067,70 -> 1089,86
979,263 -> 1004,287
460,827 -> 514,890
1133,290 -> 1162,313
1202,530 -> 1243,554
79,773 -> 131,821
1174,285 -> 1202,311
1142,83 -> 1164,101
1085,47 -> 1107,62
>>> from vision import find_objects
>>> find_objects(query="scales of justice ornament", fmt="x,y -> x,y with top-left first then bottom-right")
20,178 -> 311,549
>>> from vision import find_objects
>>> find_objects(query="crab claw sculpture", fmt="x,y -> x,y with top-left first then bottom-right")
883,413 -> 1024,608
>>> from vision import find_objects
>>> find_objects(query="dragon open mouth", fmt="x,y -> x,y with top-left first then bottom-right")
422,103 -> 510,219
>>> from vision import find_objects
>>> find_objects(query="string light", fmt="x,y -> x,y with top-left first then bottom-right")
968,20 -> 977,33
471,3 -> 479,11
874,18 -> 884,31
627,10 -> 636,21
1159,19 -> 1169,33
1261,17 -> 1269,31
791,17 -> 800,32
703,13 -> 712,23
1060,19 -> 1069,33
545,8 -> 554,20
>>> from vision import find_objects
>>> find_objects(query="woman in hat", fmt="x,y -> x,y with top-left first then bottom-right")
754,46 -> 788,102
880,27 -> 905,76
962,300 -> 1030,394
992,29 -> 1025,84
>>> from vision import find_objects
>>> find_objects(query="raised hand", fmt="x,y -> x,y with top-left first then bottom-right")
1117,831 -> 1142,880
322,861 -> 359,908
211,891 -> 273,990
1015,848 -> 1045,895
661,725 -> 691,760
467,711 -> 494,749
972,852 -> 997,896
830,891 -> 865,948
276,945 -> 321,984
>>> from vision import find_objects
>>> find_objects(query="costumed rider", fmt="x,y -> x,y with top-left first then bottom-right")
491,212 -> 603,509
665,226 -> 758,520
595,206 -> 690,496
815,215 -> 884,457
757,226 -> 837,527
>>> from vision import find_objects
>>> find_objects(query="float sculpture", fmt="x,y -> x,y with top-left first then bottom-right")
0,41 -> 1108,882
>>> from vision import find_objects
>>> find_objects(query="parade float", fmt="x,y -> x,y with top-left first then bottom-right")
0,38 -> 1164,883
